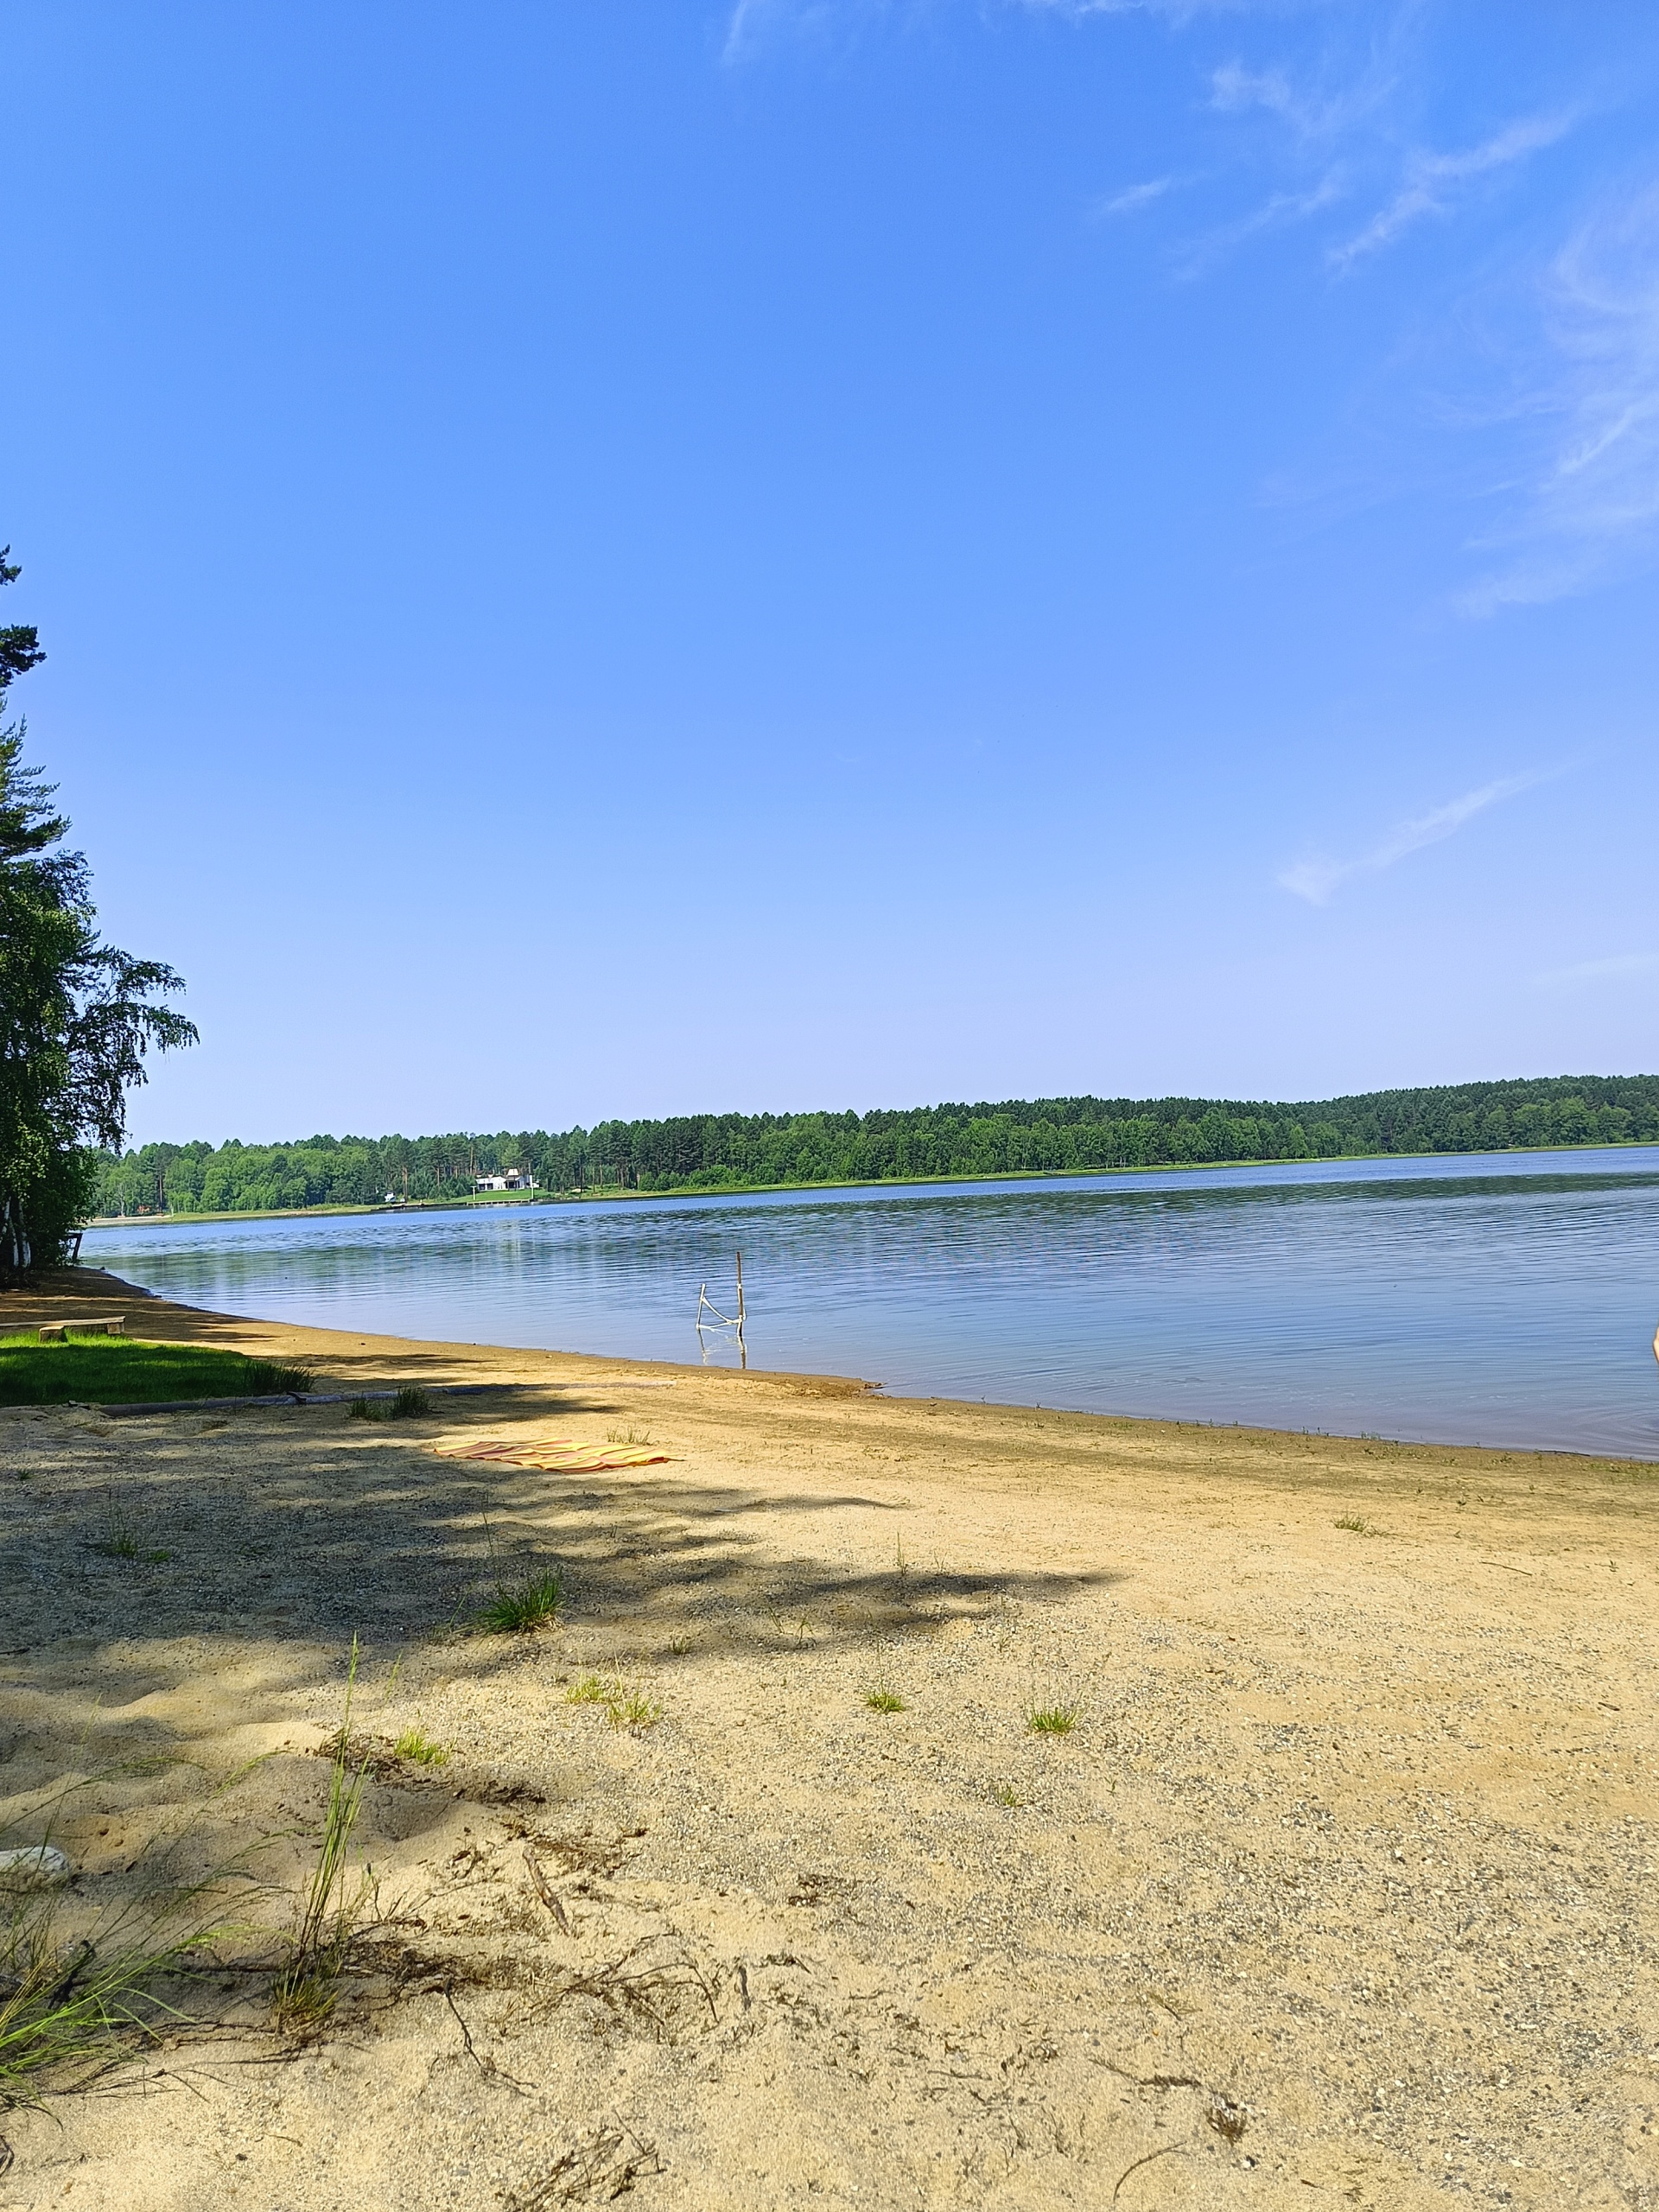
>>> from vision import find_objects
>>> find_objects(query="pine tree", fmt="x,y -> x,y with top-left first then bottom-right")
0,550 -> 196,1270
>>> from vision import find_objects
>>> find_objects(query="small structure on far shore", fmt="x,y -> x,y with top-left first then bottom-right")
475,1170 -> 528,1192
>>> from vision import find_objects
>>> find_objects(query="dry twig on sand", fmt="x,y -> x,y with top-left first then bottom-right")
505,2120 -> 664,2209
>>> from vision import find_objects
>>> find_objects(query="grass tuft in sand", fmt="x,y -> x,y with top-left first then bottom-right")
1,1895 -> 222,2103
391,1727 -> 448,1768
1,1801 -> 249,2104
272,1643 -> 374,2037
477,1570 -> 564,1634
1025,1694 -> 1081,1737
92,1488 -> 172,1565
349,1385 -> 435,1423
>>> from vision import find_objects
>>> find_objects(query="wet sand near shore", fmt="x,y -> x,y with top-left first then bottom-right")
0,1269 -> 1655,2209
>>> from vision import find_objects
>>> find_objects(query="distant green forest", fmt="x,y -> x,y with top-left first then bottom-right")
89,1073 -> 1659,1218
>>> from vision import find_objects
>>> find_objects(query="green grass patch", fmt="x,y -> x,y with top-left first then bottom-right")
864,1687 -> 907,1713
0,1334 -> 313,1408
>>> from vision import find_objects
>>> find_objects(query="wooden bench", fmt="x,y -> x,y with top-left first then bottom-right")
37,1317 -> 126,1343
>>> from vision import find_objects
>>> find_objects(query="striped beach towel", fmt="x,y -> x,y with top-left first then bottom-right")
435,1437 -> 671,1471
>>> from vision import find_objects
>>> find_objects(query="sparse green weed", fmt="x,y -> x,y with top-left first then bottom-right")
565,1673 -> 661,1729
604,1425 -> 652,1446
991,1781 -> 1024,1807
391,1728 -> 448,1768
865,1687 -> 906,1713
610,1687 -> 662,1731
92,1494 -> 171,1565
1335,1514 -> 1379,1536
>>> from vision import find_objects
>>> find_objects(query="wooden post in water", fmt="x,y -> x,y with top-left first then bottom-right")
695,1257 -> 747,1367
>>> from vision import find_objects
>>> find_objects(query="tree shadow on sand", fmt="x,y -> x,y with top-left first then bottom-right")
0,1389 -> 1122,1802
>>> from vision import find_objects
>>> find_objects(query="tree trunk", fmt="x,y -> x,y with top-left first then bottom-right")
2,1195 -> 32,1274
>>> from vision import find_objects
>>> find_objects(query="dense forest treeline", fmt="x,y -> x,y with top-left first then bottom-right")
89,1073 -> 1659,1217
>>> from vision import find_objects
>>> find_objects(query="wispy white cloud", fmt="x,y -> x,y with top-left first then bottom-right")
1166,41 -> 1399,272
1211,60 -> 1294,115
1184,43 -> 1643,611
1209,58 -> 1362,142
1174,169 -> 1344,278
722,0 -> 770,63
721,0 -> 1646,623
730,0 -> 1312,56
724,0 -> 1245,60
1278,772 -> 1542,905
724,0 -> 772,63
1020,0 -> 1271,18
722,0 -> 887,65
1460,181 -> 1659,613
1332,112 -> 1576,269
1536,951 -> 1659,987
1095,176 -> 1177,218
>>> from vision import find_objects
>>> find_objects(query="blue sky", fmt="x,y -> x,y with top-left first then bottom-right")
5,1 -> 1657,1143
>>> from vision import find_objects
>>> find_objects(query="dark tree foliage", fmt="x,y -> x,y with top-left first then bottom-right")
94,1071 -> 1659,1218
0,545 -> 47,695
0,553 -> 196,1269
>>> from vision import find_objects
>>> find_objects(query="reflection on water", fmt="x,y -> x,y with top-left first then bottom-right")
84,1147 -> 1659,1456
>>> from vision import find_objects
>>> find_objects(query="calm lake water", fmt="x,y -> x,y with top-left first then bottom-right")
83,1147 -> 1659,1458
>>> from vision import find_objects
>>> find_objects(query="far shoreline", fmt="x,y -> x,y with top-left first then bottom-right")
79,1134 -> 1658,1233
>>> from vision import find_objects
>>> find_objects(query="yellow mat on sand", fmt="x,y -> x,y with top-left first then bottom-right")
434,1437 -> 671,1471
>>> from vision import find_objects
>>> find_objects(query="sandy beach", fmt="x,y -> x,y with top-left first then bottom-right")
0,1267 -> 1654,2209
